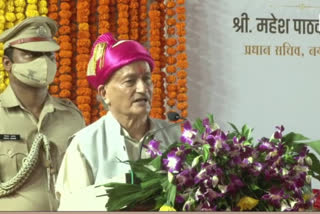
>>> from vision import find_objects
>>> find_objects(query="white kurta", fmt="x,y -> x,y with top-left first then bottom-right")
55,112 -> 181,211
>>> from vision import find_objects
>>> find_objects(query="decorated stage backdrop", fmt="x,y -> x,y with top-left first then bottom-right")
0,0 -> 189,125
185,0 -> 320,187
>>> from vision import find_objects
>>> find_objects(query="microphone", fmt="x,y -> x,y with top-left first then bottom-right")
167,111 -> 186,122
147,112 -> 186,137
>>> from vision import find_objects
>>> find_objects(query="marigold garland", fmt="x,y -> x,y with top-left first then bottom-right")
76,0 -> 92,125
25,0 -> 39,17
129,0 -> 139,40
117,0 -> 129,40
149,2 -> 166,119
109,0 -> 117,36
89,0 -> 101,122
98,0 -> 110,35
138,0 -> 147,44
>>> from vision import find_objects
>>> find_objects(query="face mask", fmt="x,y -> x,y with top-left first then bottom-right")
11,55 -> 57,88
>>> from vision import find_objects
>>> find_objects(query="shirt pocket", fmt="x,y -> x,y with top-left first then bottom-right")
0,141 -> 28,182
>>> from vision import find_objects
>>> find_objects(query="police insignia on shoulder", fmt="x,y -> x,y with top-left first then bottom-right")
0,134 -> 21,141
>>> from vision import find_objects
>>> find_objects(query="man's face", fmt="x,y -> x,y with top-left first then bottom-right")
101,60 -> 153,117
3,48 -> 56,71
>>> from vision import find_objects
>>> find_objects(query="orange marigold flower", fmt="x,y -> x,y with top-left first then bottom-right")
178,37 -> 186,43
76,88 -> 92,96
167,99 -> 176,107
60,58 -> 71,66
166,65 -> 176,74
177,53 -> 187,61
77,80 -> 90,87
166,9 -> 176,16
166,75 -> 176,83
177,60 -> 189,69
49,5 -> 59,12
177,94 -> 188,102
48,13 -> 58,20
59,18 -> 70,26
151,74 -> 162,82
177,70 -> 187,79
59,50 -> 72,58
166,18 -> 176,26
177,102 -> 188,110
76,54 -> 90,62
176,6 -> 186,14
60,42 -> 72,50
167,47 -> 176,56
77,71 -> 87,79
49,85 -> 59,94
178,87 -> 188,93
166,38 -> 177,47
76,96 -> 91,105
59,10 -> 72,19
178,14 -> 186,21
167,84 -> 177,92
168,91 -> 177,99
98,5 -> 110,13
177,44 -> 186,52
77,39 -> 91,48
78,104 -> 91,112
181,110 -> 188,118
59,66 -> 72,74
53,77 -> 59,84
118,34 -> 129,40
152,100 -> 163,108
167,56 -> 177,65
100,0 -> 110,4
167,27 -> 176,36
59,74 -> 72,82
60,81 -> 73,90
177,0 -> 185,4
58,35 -> 71,43
166,1 -> 176,8
59,26 -> 71,35
177,79 -> 187,87
79,23 -> 89,31
78,47 -> 90,54
59,89 -> 71,98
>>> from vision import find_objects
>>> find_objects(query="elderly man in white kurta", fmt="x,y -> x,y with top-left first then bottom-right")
55,33 -> 181,210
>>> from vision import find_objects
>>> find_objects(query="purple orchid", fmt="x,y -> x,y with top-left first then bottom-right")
145,139 -> 162,158
262,187 -> 288,208
163,150 -> 182,173
274,125 -> 285,139
180,121 -> 198,145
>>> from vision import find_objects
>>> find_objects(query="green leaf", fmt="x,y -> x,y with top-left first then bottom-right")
141,177 -> 162,189
150,156 -> 162,171
203,144 -> 210,162
207,114 -> 214,125
309,153 -> 320,180
193,118 -> 205,134
228,122 -> 240,134
249,183 -> 261,191
282,132 -> 309,143
307,140 -> 320,155
166,183 -> 177,207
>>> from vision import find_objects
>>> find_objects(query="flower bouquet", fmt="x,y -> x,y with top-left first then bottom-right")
102,115 -> 320,211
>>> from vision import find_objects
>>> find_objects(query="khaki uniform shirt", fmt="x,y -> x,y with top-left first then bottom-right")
0,86 -> 85,211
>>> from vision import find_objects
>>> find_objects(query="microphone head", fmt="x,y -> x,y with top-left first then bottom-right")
167,111 -> 181,121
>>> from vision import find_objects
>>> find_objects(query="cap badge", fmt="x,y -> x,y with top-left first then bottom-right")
36,25 -> 49,37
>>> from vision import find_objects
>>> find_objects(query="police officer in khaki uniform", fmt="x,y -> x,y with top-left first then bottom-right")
0,16 -> 85,211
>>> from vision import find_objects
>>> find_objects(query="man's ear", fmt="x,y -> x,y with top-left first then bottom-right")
2,56 -> 12,73
97,84 -> 110,105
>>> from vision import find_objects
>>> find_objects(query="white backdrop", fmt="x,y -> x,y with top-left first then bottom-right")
185,0 -> 320,139
185,0 -> 320,187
